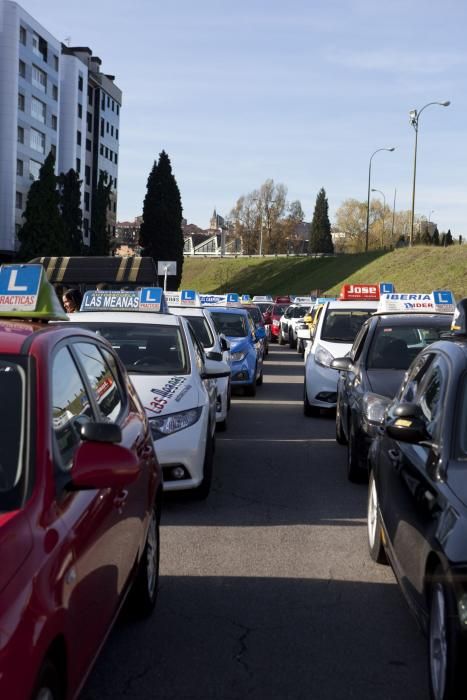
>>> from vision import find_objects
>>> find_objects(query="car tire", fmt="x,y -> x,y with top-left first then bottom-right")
33,660 -> 64,700
192,428 -> 214,500
256,369 -> 263,386
335,402 -> 347,445
244,378 -> 257,397
278,331 -> 285,345
297,339 -> 304,355
427,566 -> 467,700
216,417 -> 227,432
303,381 -> 319,417
347,420 -> 366,483
289,330 -> 297,349
367,471 -> 388,564
129,498 -> 161,618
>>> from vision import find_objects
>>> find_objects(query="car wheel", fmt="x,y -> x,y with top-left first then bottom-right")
367,472 -> 387,564
335,401 -> 347,445
192,429 -> 214,499
297,339 -> 304,355
216,417 -> 227,432
256,369 -> 263,386
347,420 -> 365,483
289,330 -> 297,349
129,499 -> 161,617
244,378 -> 257,397
303,380 -> 319,417
278,330 -> 285,345
428,567 -> 467,700
33,660 -> 64,700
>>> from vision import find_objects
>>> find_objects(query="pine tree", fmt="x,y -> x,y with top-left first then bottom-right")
139,150 -> 184,289
90,171 -> 112,255
445,229 -> 453,246
309,188 -> 334,254
432,227 -> 440,246
17,152 -> 67,260
422,230 -> 431,245
59,169 -> 83,255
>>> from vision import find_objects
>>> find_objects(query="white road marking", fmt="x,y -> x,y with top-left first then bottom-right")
218,437 -> 336,443
232,399 -> 303,405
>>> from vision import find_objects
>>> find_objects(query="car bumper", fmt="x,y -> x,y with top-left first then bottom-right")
154,413 -> 209,491
305,359 -> 338,408
230,358 -> 255,385
215,376 -> 229,422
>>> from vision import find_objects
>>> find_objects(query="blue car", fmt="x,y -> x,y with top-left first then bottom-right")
209,306 -> 265,396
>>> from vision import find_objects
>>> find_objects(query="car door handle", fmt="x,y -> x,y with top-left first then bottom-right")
388,448 -> 402,465
113,490 -> 128,512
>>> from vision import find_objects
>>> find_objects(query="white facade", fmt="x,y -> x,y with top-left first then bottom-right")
0,0 -> 61,255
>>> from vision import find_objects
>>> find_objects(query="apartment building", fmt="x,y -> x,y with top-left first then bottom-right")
0,1 -> 121,257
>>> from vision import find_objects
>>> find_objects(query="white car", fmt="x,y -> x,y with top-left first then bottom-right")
304,295 -> 379,416
69,289 -> 230,498
278,302 -> 312,348
167,290 -> 231,430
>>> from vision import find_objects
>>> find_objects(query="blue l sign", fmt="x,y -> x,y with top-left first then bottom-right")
433,290 -> 454,305
379,282 -> 395,295
0,264 -> 42,296
181,290 -> 196,303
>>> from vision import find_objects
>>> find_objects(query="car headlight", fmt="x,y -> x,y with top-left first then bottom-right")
149,407 -> 202,439
362,393 -> 390,425
231,351 -> 247,361
314,344 -> 334,368
272,319 -> 280,327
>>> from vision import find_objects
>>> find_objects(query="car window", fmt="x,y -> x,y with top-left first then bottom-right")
183,315 -> 214,348
74,343 -> 124,423
321,309 -> 374,343
52,346 -> 94,471
456,374 -> 467,457
187,325 -> 205,374
417,358 -> 447,440
367,322 -> 449,370
246,306 -> 263,325
211,312 -> 248,338
0,361 -> 26,500
247,314 -> 256,336
397,353 -> 435,403
350,324 -> 369,362
73,322 -> 188,375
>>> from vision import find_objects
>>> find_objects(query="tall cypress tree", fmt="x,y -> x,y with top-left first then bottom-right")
309,188 -> 334,254
91,171 -> 112,255
445,229 -> 453,246
139,150 -> 184,289
59,169 -> 83,255
17,152 -> 67,260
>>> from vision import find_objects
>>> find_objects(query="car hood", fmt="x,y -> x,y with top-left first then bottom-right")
130,373 -> 199,417
366,369 -> 405,398
314,339 -> 352,358
0,510 -> 33,595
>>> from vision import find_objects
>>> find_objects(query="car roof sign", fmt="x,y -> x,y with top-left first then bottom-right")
339,284 -> 380,301
241,294 -> 251,303
166,290 -> 201,307
252,295 -> 273,302
0,263 -> 68,320
377,290 -> 456,314
80,287 -> 167,313
293,296 -> 313,304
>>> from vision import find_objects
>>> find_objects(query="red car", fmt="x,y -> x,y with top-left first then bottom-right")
0,265 -> 162,700
268,303 -> 291,341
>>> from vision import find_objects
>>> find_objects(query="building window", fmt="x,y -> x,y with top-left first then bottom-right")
111,125 -> 114,137
51,114 -> 57,131
52,84 -> 58,100
77,130 -> 81,146
78,74 -> 83,92
53,55 -> 59,72
106,121 -> 109,133
101,95 -> 105,111
30,127 -> 45,154
19,60 -> 26,78
100,118 -> 104,137
84,192 -> 90,212
112,100 -> 115,112
85,165 -> 91,186
87,85 -> 93,105
76,158 -> 81,173
78,103 -> 82,119
17,126 -> 24,144
31,96 -> 46,124
116,128 -> 119,140
29,159 -> 41,181
114,153 -> 118,164
18,93 -> 25,111
107,96 -> 110,107
83,218 -> 89,235
50,143 -> 56,158
32,65 -> 47,92
116,104 -> 119,115
87,111 -> 92,132
105,147 -> 108,158
113,202 -> 116,213
17,159 -> 23,176
19,26 -> 26,45
86,138 -> 91,152
99,144 -> 104,155
15,192 -> 23,209
114,178 -> 117,188
32,32 -> 47,62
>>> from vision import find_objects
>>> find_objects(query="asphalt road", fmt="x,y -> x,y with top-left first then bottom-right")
82,345 -> 428,700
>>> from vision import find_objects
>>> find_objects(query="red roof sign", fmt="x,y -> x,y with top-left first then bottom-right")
339,284 -> 380,301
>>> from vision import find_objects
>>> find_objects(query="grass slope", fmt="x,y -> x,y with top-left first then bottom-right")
180,247 -> 467,298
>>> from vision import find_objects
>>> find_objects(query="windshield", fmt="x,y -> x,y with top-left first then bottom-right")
183,316 -> 214,349
256,303 -> 272,314
0,360 -> 27,512
290,306 -> 308,319
321,309 -> 374,343
367,321 -> 450,370
74,323 -> 188,374
211,312 -> 248,338
246,307 -> 263,326
273,305 -> 287,316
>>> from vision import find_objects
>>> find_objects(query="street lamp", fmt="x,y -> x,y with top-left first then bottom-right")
365,147 -> 395,252
409,100 -> 450,246
371,188 -> 386,248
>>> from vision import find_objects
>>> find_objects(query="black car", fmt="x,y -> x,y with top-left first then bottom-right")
367,334 -> 467,700
332,313 -> 451,482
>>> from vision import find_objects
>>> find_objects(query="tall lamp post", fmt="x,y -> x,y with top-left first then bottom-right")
409,101 -> 450,246
365,147 -> 395,252
371,188 -> 386,248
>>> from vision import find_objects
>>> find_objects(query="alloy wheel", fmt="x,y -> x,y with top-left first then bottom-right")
429,583 -> 448,700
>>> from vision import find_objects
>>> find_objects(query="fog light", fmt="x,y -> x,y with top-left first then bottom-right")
172,466 -> 186,480
458,594 -> 467,626
233,371 -> 248,380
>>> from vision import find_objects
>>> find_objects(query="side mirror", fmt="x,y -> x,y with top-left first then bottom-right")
80,421 -> 122,444
201,358 -> 231,379
69,440 -> 141,491
219,335 -> 230,352
255,327 -> 266,341
385,403 -> 429,443
331,357 -> 353,372
206,350 -> 223,362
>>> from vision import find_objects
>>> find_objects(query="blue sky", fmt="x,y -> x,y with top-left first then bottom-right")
20,0 -> 467,234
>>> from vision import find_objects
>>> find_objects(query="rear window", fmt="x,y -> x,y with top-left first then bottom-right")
367,320 -> 450,370
273,305 -> 287,316
321,309 -> 374,343
0,360 -> 26,512
211,312 -> 248,338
